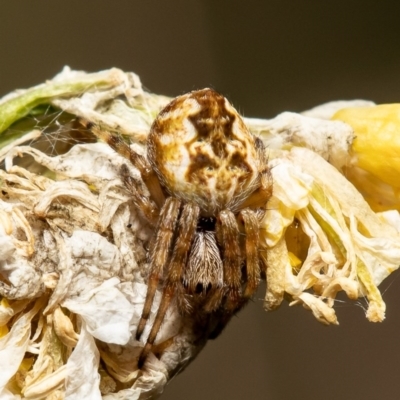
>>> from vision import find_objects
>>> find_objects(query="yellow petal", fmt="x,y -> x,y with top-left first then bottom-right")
333,104 -> 400,209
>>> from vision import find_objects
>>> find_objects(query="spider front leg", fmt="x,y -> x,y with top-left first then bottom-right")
84,120 -> 165,207
136,197 -> 181,340
138,203 -> 200,368
120,164 -> 160,225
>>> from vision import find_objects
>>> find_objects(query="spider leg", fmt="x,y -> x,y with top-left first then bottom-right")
238,171 -> 272,209
136,197 -> 181,340
83,120 -> 165,207
120,164 -> 159,225
239,209 -> 261,299
218,210 -> 242,311
138,203 -> 199,368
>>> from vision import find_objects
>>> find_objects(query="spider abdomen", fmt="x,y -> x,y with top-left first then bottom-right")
147,88 -> 261,215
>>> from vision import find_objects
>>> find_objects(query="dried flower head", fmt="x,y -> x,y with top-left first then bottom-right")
0,67 -> 400,399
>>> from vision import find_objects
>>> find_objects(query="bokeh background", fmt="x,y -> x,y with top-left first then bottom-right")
2,2 -> 400,399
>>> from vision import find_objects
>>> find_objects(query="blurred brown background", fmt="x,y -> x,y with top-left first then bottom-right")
2,1 -> 400,399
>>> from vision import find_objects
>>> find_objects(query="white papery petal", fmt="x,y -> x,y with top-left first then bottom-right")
269,159 -> 313,210
249,111 -> 354,168
63,278 -> 134,345
0,236 -> 14,260
0,388 -> 20,400
262,198 -> 295,247
65,321 -> 101,400
351,216 -> 400,285
377,210 -> 400,233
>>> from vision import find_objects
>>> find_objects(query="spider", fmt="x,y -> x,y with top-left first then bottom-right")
85,88 -> 272,368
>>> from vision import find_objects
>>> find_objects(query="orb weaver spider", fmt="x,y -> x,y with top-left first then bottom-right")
86,88 -> 272,368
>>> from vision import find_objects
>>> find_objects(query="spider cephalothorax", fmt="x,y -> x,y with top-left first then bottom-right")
87,88 -> 272,368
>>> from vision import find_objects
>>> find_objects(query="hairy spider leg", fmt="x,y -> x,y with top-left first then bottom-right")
237,169 -> 272,210
84,120 -> 165,208
218,210 -> 242,311
136,197 -> 181,340
201,210 -> 244,339
138,203 -> 199,368
121,164 -> 159,225
239,209 -> 261,299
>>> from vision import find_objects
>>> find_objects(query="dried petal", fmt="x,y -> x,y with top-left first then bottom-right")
62,278 -> 134,346
65,321 -> 101,400
53,307 -> 79,348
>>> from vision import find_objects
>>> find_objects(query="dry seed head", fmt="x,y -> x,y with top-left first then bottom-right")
147,88 -> 261,215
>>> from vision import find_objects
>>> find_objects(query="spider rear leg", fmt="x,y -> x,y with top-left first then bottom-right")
205,210 -> 262,337
138,203 -> 199,368
136,197 -> 181,340
239,209 -> 261,299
